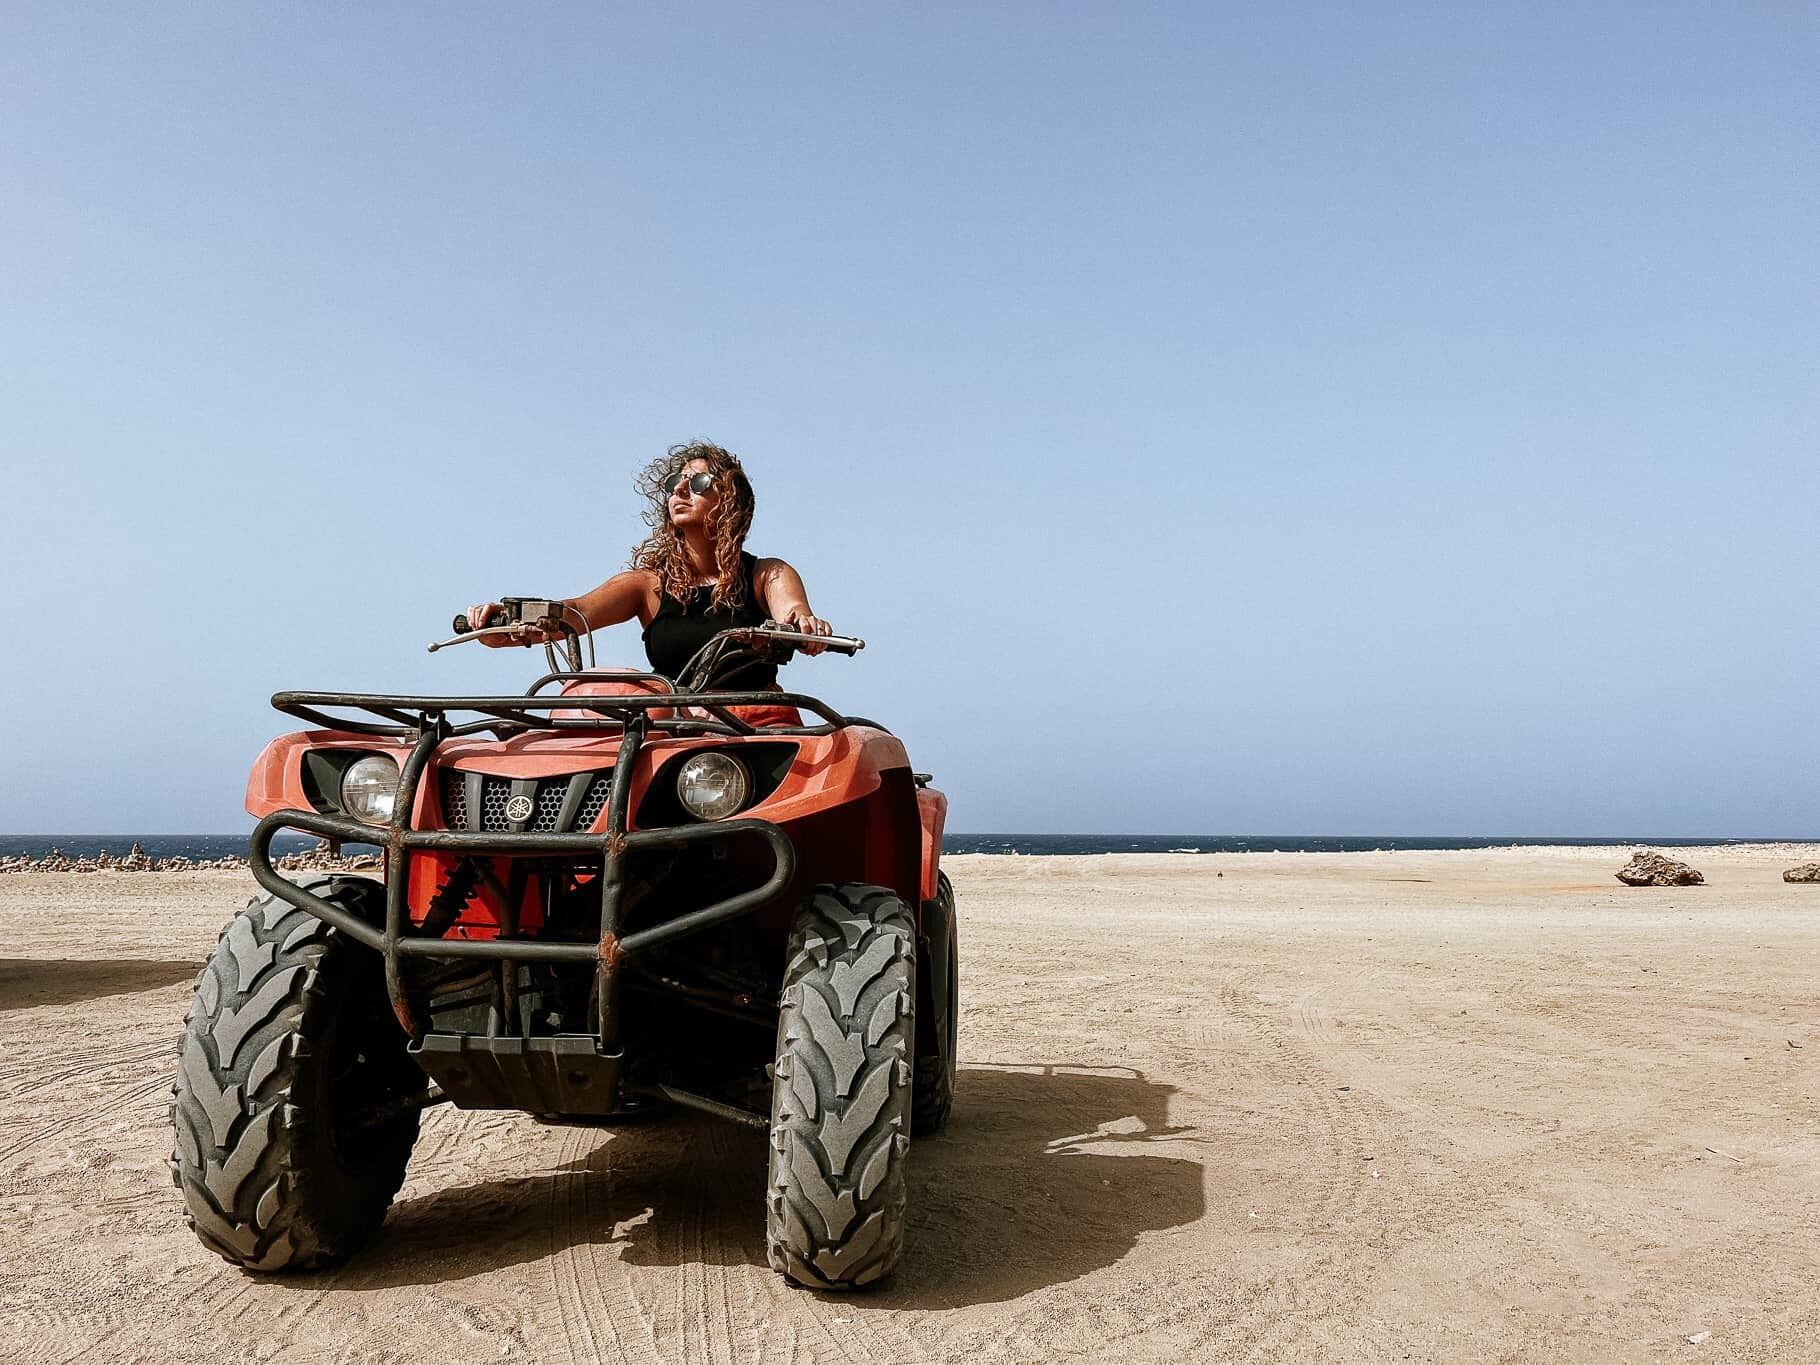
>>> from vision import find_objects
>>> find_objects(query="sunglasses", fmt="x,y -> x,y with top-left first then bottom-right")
670,471 -> 716,498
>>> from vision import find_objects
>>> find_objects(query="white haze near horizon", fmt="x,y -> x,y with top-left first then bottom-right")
0,4 -> 1814,837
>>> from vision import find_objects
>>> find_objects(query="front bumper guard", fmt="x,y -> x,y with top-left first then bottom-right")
247,714 -> 795,1050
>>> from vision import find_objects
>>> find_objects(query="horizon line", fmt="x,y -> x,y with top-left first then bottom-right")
4,831 -> 1816,843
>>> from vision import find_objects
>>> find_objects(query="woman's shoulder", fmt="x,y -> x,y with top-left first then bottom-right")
610,566 -> 663,601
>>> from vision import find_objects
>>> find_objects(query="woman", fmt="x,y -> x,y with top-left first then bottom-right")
465,442 -> 834,722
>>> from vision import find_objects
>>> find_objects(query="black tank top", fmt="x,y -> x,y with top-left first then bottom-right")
642,551 -> 779,687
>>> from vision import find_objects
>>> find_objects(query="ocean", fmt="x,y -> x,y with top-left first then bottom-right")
0,833 -> 1790,861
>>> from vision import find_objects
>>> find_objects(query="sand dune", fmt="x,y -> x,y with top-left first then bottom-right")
2,848 -> 1817,1362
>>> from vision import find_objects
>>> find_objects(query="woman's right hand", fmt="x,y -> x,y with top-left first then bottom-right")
463,602 -> 530,648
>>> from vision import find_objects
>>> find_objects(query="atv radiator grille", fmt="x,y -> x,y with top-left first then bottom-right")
438,770 -> 616,834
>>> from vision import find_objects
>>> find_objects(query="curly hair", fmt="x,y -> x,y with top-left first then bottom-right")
629,442 -> 756,612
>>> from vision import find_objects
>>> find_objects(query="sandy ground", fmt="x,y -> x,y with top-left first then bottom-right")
2,847 -> 1818,1364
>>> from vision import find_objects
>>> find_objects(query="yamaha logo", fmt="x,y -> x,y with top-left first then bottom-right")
505,794 -> 534,823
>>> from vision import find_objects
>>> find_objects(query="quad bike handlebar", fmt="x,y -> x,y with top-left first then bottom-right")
429,601 -> 862,662
428,597 -> 861,691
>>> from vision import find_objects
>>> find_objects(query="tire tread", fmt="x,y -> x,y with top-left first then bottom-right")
169,876 -> 417,1272
767,883 -> 915,1289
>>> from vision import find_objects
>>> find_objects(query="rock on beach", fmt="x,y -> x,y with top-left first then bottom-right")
1615,850 -> 1705,886
1783,863 -> 1820,883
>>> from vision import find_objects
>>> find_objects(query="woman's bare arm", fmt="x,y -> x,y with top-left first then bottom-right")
755,557 -> 832,652
462,570 -> 656,648
567,569 -> 660,631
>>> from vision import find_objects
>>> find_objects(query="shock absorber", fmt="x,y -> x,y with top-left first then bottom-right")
420,857 -> 483,939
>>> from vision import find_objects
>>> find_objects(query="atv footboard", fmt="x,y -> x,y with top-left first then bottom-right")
247,716 -> 796,1115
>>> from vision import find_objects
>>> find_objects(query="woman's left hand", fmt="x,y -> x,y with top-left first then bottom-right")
783,609 -> 832,655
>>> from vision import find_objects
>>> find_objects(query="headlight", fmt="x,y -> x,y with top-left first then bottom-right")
676,752 -> 750,821
340,754 -> 401,825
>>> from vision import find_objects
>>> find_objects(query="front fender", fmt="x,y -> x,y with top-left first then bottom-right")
246,731 -> 414,820
916,787 -> 947,904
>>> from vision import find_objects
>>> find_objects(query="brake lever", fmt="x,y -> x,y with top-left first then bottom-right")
427,624 -> 533,653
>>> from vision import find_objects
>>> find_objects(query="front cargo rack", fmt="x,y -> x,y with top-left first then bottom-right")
272,685 -> 861,740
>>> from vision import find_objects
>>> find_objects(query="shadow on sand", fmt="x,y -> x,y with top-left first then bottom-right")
336,1063 -> 1203,1307
0,958 -> 197,1012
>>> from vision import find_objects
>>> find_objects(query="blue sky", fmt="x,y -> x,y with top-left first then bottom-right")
1,3 -> 1814,835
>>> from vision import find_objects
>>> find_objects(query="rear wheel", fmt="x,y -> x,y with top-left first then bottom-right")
766,883 -> 916,1289
912,872 -> 958,1135
170,877 -> 426,1271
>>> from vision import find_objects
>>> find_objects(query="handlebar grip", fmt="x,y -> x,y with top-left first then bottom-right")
456,606 -> 508,634
753,626 -> 865,655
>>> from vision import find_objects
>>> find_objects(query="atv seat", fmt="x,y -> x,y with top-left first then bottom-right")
552,673 -> 802,729
553,673 -> 676,722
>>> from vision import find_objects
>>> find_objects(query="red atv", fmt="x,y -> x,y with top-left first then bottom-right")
170,604 -> 957,1289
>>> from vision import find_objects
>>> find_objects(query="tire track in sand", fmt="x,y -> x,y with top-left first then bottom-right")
716,1114 -> 924,1365
670,1118 -> 721,1364
1211,968 -> 1391,1362
545,1121 -> 650,1364
139,1107 -> 501,1363
0,1072 -> 170,1165
1220,969 -> 1381,1231
0,1039 -> 172,1094
530,1109 -> 922,1365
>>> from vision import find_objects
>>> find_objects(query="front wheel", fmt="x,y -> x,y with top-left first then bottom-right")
169,877 -> 426,1271
766,883 -> 916,1289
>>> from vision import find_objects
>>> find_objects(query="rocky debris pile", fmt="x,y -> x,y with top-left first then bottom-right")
0,840 -> 378,874
1783,864 -> 1820,883
274,842 -> 382,872
0,842 -> 249,873
1615,850 -> 1706,886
